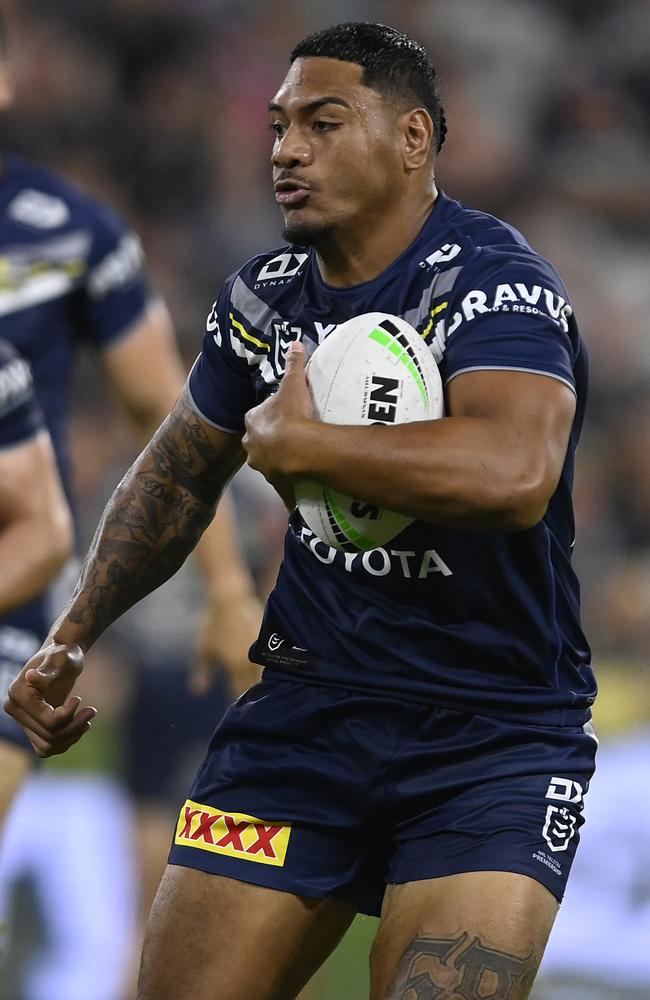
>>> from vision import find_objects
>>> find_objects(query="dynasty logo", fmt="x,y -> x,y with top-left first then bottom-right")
175,799 -> 291,867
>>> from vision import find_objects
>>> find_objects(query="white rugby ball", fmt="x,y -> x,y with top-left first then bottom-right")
295,312 -> 444,552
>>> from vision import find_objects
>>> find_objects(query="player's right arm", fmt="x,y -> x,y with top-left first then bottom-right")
3,390 -> 245,757
0,431 -> 73,614
0,343 -> 73,613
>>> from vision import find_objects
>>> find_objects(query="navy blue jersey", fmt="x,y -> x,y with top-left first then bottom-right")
189,192 -> 594,725
0,339 -> 50,639
0,154 -> 151,646
0,153 -> 152,501
0,338 -> 42,449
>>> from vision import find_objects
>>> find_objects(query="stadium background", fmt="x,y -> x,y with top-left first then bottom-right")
1,1 -> 649,998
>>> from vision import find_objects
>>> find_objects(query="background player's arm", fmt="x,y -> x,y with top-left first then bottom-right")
101,300 -> 261,693
0,431 -> 73,613
244,345 -> 576,532
4,394 -> 244,756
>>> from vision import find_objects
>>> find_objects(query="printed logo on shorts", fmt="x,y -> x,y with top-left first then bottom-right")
540,776 -> 583,853
545,776 -> 583,804
542,805 -> 577,853
175,799 -> 291,867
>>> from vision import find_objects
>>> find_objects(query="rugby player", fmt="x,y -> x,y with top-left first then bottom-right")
0,8 -> 259,761
5,22 -> 596,1000
0,339 -> 72,828
0,14 -> 259,994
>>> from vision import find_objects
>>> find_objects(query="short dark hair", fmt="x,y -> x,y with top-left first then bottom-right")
290,22 -> 447,154
0,13 -> 7,58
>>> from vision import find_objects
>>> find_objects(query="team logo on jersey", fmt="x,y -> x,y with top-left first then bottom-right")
8,189 -> 70,229
419,242 -> 462,269
206,301 -> 221,344
272,320 -> 302,376
256,252 -> 308,283
542,804 -> 577,853
175,799 -> 291,867
87,233 -> 144,298
0,357 -> 32,415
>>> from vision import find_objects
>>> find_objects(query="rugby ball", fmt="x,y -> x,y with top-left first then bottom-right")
295,313 -> 444,551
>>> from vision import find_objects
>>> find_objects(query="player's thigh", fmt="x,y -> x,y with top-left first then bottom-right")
0,741 -> 31,830
138,864 -> 356,1000
370,871 -> 558,1000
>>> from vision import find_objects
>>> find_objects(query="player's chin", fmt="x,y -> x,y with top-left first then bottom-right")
282,212 -> 333,247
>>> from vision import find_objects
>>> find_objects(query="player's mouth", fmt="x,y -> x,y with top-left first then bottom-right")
274,177 -> 311,206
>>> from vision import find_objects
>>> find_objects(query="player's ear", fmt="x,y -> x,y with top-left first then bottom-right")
400,108 -> 433,172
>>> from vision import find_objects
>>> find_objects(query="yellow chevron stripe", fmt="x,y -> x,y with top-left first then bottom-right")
421,300 -> 448,338
229,312 -> 270,352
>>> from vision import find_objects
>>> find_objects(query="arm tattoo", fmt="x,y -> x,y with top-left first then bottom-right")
387,932 -> 539,1000
61,392 -> 243,646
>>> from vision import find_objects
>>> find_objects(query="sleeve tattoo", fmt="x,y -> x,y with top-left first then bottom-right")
63,391 -> 243,646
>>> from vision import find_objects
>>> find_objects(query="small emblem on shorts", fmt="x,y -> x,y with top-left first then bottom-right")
545,776 -> 583,804
175,800 -> 291,867
268,633 -> 285,652
542,805 -> 577,853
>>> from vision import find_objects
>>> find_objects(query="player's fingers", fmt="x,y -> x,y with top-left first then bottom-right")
49,696 -> 83,726
2,694 -> 59,742
51,700 -> 96,730
25,709 -> 95,758
27,723 -> 90,759
282,340 -> 306,380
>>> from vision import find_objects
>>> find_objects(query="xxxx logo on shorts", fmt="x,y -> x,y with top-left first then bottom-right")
175,799 -> 291,867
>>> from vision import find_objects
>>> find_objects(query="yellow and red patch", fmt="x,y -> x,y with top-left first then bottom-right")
174,799 -> 291,867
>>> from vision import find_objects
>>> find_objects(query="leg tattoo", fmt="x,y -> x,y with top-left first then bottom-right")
387,931 -> 539,999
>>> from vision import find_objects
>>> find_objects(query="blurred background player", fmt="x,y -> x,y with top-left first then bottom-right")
0,338 -> 72,827
0,9 -> 262,1000
0,1 -> 649,998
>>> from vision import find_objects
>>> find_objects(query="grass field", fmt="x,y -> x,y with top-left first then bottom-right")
310,916 -> 377,999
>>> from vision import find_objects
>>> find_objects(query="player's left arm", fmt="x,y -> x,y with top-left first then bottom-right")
243,341 -> 575,532
101,300 -> 262,694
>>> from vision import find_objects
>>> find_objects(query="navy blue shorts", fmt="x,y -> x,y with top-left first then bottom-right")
168,675 -> 597,917
0,625 -> 42,752
122,662 -> 232,805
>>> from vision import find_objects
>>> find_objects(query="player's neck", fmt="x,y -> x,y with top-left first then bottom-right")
315,184 -> 438,288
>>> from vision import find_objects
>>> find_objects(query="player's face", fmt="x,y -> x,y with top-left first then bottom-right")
270,58 -> 405,245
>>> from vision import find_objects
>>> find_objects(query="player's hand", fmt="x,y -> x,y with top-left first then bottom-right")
191,590 -> 263,698
3,641 -> 96,758
243,341 -> 313,509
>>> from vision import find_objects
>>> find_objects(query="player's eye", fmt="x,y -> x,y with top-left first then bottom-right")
269,122 -> 286,138
313,120 -> 340,132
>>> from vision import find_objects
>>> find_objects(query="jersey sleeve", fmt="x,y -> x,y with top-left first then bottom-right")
187,281 -> 257,434
78,201 -> 152,348
0,342 -> 43,449
443,253 -> 577,393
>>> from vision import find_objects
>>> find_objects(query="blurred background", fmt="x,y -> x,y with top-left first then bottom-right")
0,1 -> 648,998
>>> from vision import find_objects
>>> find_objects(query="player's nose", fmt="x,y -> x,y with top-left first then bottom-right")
272,128 -> 313,169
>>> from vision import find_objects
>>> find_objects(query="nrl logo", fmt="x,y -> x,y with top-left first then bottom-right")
542,805 -> 577,852
267,633 -> 285,652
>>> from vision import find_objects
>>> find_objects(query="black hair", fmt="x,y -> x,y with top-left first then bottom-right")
290,22 -> 447,154
0,12 -> 6,58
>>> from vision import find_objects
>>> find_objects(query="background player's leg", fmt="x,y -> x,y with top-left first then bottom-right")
0,744 -> 31,830
137,865 -> 356,1000
370,871 -> 558,1000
